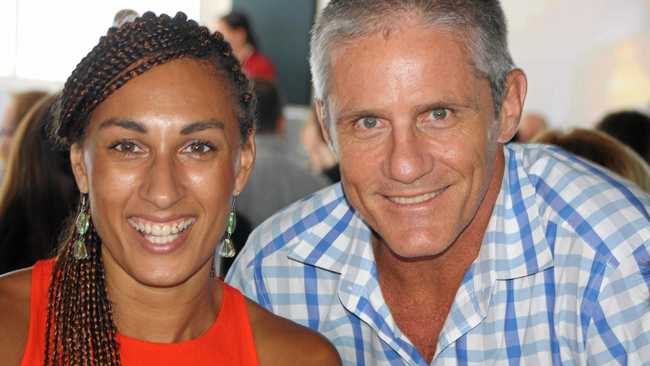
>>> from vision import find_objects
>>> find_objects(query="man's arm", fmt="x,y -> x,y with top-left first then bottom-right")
225,232 -> 264,305
586,245 -> 650,365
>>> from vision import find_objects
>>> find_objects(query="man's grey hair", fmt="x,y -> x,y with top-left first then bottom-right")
310,0 -> 515,119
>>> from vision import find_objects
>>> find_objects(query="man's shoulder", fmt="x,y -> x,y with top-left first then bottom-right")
228,184 -> 348,276
513,143 -> 650,263
514,143 -> 650,211
254,183 -> 345,239
246,298 -> 341,365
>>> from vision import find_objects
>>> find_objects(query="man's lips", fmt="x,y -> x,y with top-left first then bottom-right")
384,187 -> 448,205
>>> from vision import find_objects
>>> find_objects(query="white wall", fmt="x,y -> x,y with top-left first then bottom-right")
0,0 -> 219,91
200,0 -> 232,29
503,0 -> 650,127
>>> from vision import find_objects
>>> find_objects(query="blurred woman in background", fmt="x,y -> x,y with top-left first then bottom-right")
534,128 -> 650,192
214,11 -> 276,81
301,107 -> 340,183
0,90 -> 48,173
0,94 -> 77,275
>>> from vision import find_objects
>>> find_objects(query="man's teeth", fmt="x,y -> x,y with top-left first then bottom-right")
128,218 -> 195,245
389,191 -> 438,205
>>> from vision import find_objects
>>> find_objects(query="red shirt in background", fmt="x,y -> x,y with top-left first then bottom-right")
243,50 -> 276,80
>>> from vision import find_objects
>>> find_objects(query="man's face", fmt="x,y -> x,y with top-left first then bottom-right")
322,22 -> 518,258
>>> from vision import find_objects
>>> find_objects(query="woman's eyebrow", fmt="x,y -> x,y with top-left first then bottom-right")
180,120 -> 225,135
98,118 -> 147,133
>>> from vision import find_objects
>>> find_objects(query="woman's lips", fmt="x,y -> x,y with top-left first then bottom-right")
127,217 -> 196,246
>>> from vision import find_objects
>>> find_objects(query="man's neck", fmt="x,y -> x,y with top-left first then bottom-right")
103,256 -> 221,343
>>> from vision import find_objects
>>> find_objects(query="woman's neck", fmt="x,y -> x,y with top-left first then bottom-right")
103,255 -> 222,343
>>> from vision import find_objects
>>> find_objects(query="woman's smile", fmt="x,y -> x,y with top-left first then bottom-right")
128,216 -> 196,246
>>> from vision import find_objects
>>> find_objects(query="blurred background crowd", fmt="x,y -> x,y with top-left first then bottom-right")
0,0 -> 649,275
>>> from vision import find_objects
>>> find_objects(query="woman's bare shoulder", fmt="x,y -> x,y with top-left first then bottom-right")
245,299 -> 341,366
0,268 -> 33,365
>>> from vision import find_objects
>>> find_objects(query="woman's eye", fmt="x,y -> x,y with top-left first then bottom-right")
182,141 -> 215,154
110,140 -> 143,154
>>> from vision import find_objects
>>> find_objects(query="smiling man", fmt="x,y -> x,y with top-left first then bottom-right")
227,1 -> 650,364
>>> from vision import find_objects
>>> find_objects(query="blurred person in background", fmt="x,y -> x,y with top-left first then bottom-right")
237,79 -> 329,229
113,8 -> 139,27
512,111 -> 548,142
0,90 -> 48,173
214,11 -> 276,80
301,106 -> 340,183
0,94 -> 78,275
534,128 -> 650,192
596,110 -> 650,165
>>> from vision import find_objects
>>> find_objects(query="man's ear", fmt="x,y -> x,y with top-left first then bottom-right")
70,143 -> 89,194
234,130 -> 256,195
314,99 -> 335,151
497,69 -> 527,143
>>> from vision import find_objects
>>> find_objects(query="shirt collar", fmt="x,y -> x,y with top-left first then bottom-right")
287,183 -> 370,274
481,144 -> 554,281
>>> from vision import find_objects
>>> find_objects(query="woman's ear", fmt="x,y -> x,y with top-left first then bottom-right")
234,130 -> 256,195
70,143 -> 89,194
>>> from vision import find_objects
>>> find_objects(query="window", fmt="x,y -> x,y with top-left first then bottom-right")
3,0 -> 200,82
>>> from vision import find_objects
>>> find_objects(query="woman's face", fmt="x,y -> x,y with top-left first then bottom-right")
70,58 -> 255,287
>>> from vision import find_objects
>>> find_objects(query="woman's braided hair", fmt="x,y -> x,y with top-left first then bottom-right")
45,11 -> 254,366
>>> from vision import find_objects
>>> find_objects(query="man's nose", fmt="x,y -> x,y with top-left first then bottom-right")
386,125 -> 433,184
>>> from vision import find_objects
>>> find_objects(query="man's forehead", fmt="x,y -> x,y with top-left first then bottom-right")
325,25 -> 484,106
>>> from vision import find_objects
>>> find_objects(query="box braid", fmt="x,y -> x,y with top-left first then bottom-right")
44,11 -> 255,366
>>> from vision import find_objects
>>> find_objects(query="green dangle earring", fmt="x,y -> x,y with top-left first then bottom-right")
73,194 -> 91,260
219,195 -> 237,258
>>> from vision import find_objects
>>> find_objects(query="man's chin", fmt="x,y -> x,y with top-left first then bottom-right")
373,232 -> 453,261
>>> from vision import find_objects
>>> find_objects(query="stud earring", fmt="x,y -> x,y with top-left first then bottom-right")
219,196 -> 237,258
73,194 -> 91,260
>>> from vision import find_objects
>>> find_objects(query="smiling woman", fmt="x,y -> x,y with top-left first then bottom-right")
0,12 -> 340,366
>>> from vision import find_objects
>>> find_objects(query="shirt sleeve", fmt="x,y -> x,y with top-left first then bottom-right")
586,244 -> 650,365
225,232 -> 261,304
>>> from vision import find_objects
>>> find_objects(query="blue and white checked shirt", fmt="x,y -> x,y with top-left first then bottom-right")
227,144 -> 650,365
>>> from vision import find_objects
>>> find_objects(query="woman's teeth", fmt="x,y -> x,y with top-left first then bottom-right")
128,218 -> 195,245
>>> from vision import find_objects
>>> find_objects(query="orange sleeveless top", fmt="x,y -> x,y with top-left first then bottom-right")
20,259 -> 260,365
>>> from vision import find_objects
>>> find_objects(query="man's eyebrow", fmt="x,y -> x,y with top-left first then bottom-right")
180,120 -> 225,135
98,118 -> 147,133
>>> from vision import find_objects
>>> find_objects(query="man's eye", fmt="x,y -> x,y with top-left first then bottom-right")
430,108 -> 448,120
356,117 -> 380,129
419,107 -> 456,130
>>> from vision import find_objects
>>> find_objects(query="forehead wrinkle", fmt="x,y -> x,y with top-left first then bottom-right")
330,25 -> 487,116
